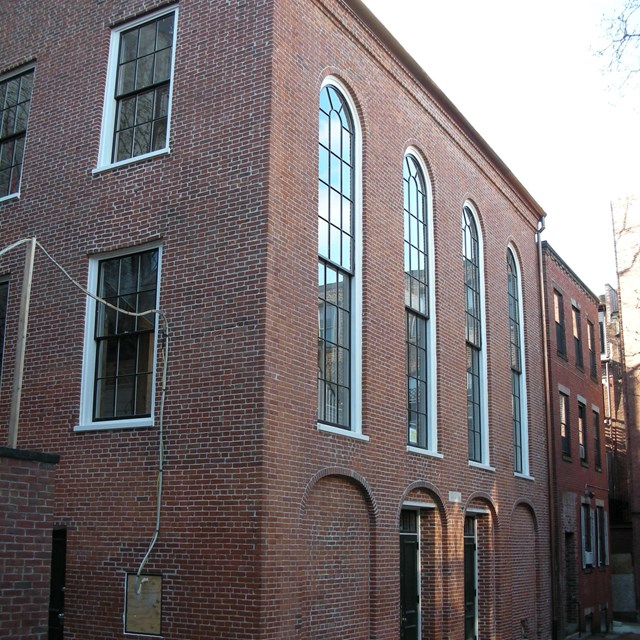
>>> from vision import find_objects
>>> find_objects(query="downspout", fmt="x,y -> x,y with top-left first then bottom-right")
537,216 -> 560,639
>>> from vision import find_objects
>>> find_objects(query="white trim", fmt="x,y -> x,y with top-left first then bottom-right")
0,193 -> 20,204
406,445 -> 443,459
320,75 -> 363,436
317,422 -> 369,441
403,500 -> 436,509
96,5 -> 178,171
405,147 -> 438,454
558,383 -> 571,396
75,242 -> 162,432
514,472 -> 535,481
468,460 -> 496,472
463,201 -> 489,465
466,506 -> 490,515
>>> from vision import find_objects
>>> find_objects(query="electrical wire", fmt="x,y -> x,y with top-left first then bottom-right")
0,237 -> 169,594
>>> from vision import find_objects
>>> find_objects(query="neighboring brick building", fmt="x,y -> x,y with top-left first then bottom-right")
611,194 -> 640,620
1,1 -> 552,638
542,242 -> 611,635
600,283 -> 635,618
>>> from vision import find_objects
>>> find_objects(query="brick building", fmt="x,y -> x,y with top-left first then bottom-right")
1,0 -> 552,638
600,283 -> 635,617
542,242 -> 611,635
611,194 -> 640,620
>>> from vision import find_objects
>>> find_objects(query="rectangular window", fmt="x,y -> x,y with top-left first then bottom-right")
578,401 -> 587,463
573,306 -> 583,369
0,66 -> 34,199
467,345 -> 482,462
77,246 -> 160,430
581,503 -> 594,567
560,391 -> 570,456
98,8 -> 177,169
587,320 -> 596,377
598,309 -> 606,357
593,409 -> 602,470
596,506 -> 609,566
554,290 -> 566,356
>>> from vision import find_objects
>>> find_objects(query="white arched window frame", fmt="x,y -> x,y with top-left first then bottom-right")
317,76 -> 365,440
462,202 -> 490,467
507,245 -> 530,477
404,148 -> 439,456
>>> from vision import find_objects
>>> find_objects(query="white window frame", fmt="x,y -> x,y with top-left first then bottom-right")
316,75 -> 365,441
404,148 -> 438,455
581,500 -> 595,568
95,5 -> 178,172
0,63 -> 36,202
595,501 -> 609,566
76,243 -> 162,431
463,201 -> 489,466
508,245 -> 530,478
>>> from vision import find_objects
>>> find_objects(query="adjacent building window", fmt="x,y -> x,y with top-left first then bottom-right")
554,290 -> 566,356
560,390 -> 571,456
578,399 -> 587,463
596,505 -> 609,566
598,309 -> 607,357
98,7 -> 177,168
0,280 -> 8,375
587,320 -> 597,377
317,79 -> 361,433
463,205 -> 486,463
404,152 -> 433,450
572,306 -> 583,369
0,66 -> 34,199
581,502 -> 594,567
593,408 -> 602,471
508,248 -> 528,474
78,246 -> 161,430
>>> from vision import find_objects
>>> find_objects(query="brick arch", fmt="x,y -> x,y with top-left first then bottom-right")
399,481 -> 449,638
296,468 -> 378,640
509,500 -> 542,639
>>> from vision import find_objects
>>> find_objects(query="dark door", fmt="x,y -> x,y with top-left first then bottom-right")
400,510 -> 419,640
48,527 -> 66,640
464,517 -> 477,640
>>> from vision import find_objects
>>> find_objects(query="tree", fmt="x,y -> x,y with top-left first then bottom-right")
601,0 -> 640,82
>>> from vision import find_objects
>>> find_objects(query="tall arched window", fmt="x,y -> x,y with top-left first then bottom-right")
404,152 -> 434,450
463,205 -> 486,463
508,247 -> 529,474
317,80 -> 361,433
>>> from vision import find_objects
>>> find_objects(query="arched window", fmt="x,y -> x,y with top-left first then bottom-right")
508,247 -> 528,474
317,80 -> 361,434
463,205 -> 486,463
404,152 -> 434,450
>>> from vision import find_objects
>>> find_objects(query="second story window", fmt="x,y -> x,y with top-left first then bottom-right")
587,320 -> 597,377
404,152 -> 433,450
578,399 -> 587,463
593,408 -> 602,471
560,390 -> 570,456
0,66 -> 34,199
463,205 -> 486,464
317,79 -> 361,434
573,306 -> 583,369
554,290 -> 566,356
98,7 -> 177,169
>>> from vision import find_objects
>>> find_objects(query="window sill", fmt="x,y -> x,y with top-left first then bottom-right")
0,192 -> 19,204
317,422 -> 369,441
468,460 -> 495,472
514,471 -> 535,481
75,417 -> 154,432
93,148 -> 170,175
407,446 -> 443,459
581,460 -> 589,468
562,454 -> 572,462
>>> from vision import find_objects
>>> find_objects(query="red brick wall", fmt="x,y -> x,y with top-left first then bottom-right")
0,448 -> 59,640
0,0 -> 552,637
543,243 -> 612,633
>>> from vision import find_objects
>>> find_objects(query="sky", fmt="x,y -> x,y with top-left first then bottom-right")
361,0 -> 638,294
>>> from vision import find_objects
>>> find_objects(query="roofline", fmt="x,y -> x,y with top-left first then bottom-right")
343,0 -> 547,220
542,241 -> 600,303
